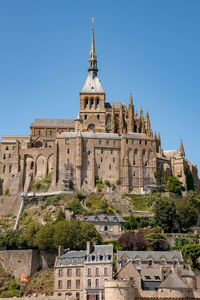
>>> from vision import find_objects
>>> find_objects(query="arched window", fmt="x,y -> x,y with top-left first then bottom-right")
106,114 -> 111,131
96,98 -> 99,108
90,98 -> 94,109
87,279 -> 91,287
85,98 -> 88,108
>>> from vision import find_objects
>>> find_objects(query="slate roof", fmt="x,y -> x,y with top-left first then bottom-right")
159,269 -> 189,289
56,250 -> 86,267
61,131 -> 147,140
55,245 -> 113,267
141,268 -> 161,282
84,215 -> 126,223
81,71 -> 104,93
118,251 -> 183,263
1,136 -> 30,143
31,119 -> 75,128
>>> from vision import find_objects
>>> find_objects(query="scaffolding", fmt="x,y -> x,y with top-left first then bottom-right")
62,163 -> 73,191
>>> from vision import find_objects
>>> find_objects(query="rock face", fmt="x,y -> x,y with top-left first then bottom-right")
0,249 -> 57,279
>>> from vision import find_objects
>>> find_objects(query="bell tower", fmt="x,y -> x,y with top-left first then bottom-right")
79,18 -> 106,132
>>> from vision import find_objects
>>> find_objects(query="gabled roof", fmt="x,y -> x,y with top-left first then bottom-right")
84,215 -> 125,223
118,251 -> 183,263
81,71 -> 104,93
30,119 -> 75,128
159,269 -> 189,289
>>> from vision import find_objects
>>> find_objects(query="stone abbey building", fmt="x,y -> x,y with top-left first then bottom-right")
0,23 -> 199,195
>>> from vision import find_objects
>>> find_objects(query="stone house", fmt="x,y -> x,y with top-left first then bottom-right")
54,242 -> 113,300
0,22 -> 199,195
83,215 -> 125,240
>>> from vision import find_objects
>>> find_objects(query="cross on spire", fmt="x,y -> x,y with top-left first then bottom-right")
88,17 -> 98,73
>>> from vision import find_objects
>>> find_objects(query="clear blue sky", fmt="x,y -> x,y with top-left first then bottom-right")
0,0 -> 200,170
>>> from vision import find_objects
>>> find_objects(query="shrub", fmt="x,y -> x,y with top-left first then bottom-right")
65,200 -> 83,215
116,178 -> 121,185
4,188 -> 10,196
104,180 -> 111,187
175,237 -> 189,248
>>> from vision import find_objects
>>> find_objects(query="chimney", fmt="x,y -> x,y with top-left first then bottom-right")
58,245 -> 64,256
87,241 -> 93,255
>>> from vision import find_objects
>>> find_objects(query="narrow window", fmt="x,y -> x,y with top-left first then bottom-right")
88,279 -> 91,287
85,140 -> 88,144
50,130 -> 52,136
90,98 -> 94,108
38,130 -> 41,136
8,154 -> 11,159
9,165 -> 12,173
65,139 -> 69,145
5,146 -> 9,151
67,269 -> 72,277
109,225 -> 113,232
95,279 -> 99,287
113,157 -> 115,163
96,98 -> 99,108
99,140 -> 102,145
88,161 -> 90,166
96,268 -> 99,275
58,280 -> 62,289
76,280 -> 80,289
85,114 -> 87,120
106,140 -> 109,145
113,141 -> 116,146
109,164 -> 111,170
104,267 -> 108,275
85,98 -> 88,108
13,146 -> 15,150
101,158 -> 103,162
3,154 -> 6,160
3,165 -> 6,174
97,114 -> 100,119
67,280 -> 71,289
76,269 -> 80,276
76,293 -> 80,300
67,149 -> 70,154
139,140 -> 142,145
145,141 -> 147,145
88,268 -> 91,276
59,269 -> 63,277
132,140 -> 134,144
126,139 -> 128,144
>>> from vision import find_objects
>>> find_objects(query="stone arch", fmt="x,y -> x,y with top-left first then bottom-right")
163,163 -> 171,177
48,154 -> 54,173
35,154 -> 46,180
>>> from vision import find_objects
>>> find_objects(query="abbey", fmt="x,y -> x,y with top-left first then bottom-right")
0,23 -> 199,195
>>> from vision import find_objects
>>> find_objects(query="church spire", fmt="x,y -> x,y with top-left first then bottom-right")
179,138 -> 185,157
88,17 -> 98,73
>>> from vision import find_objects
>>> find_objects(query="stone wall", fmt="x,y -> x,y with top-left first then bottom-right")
0,249 -> 56,279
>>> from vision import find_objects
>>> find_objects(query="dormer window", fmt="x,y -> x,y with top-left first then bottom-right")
134,259 -> 141,265
160,259 -> 166,266
148,259 -> 153,266
173,260 -> 178,267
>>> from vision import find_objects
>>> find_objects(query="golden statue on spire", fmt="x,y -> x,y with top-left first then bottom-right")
91,17 -> 95,23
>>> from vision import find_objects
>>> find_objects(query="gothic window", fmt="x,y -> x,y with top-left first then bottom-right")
3,165 -> 6,173
85,115 -> 87,120
106,114 -> 111,131
96,98 -> 99,108
85,98 -> 88,108
97,114 -> 100,119
5,146 -> 9,150
3,154 -> 6,159
9,165 -> 12,173
90,98 -> 94,109
139,140 -> 142,145
67,149 -> 70,154
145,141 -> 147,145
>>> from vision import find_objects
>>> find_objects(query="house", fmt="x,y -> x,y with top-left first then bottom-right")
84,215 -> 125,239
54,242 -> 113,300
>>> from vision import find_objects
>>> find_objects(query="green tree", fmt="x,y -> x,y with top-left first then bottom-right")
166,176 -> 184,195
153,197 -> 176,232
175,237 -> 189,248
175,199 -> 198,229
185,169 -> 194,191
182,244 -> 200,269
146,233 -> 168,251
124,216 -> 137,230
54,220 -> 73,249
34,224 -> 55,250
0,230 -> 27,250
55,210 -> 66,223
80,221 -> 102,248
22,221 -> 42,248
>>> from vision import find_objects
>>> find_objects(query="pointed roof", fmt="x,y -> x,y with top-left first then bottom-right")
179,138 -> 185,157
81,19 -> 104,94
159,269 -> 189,289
